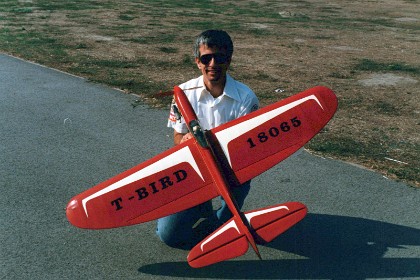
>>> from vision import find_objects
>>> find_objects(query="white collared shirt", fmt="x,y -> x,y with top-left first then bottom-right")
168,74 -> 259,133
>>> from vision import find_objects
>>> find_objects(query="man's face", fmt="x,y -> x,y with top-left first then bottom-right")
195,45 -> 231,86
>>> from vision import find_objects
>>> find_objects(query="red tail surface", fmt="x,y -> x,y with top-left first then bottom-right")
187,202 -> 307,268
245,202 -> 307,243
187,219 -> 249,268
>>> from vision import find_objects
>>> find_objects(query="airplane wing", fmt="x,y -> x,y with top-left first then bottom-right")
187,202 -> 307,268
211,86 -> 337,183
66,141 -> 219,229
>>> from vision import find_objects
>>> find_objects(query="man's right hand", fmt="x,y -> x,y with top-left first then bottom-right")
174,130 -> 193,145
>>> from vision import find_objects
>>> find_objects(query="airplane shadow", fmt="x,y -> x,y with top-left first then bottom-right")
138,214 -> 420,279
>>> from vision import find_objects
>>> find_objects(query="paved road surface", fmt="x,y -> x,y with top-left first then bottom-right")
1,54 -> 419,279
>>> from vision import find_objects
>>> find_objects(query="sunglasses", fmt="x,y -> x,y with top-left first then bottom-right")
199,53 -> 229,65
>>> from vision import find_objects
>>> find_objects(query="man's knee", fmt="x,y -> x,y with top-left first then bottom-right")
156,217 -> 195,249
157,227 -> 180,247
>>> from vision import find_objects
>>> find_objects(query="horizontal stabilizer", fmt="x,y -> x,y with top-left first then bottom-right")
187,202 -> 307,268
245,202 -> 307,243
187,219 -> 249,268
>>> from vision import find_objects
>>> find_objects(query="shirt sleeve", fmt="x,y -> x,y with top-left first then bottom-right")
167,100 -> 189,133
238,92 -> 259,118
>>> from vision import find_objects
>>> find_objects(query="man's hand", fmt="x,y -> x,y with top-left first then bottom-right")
181,133 -> 193,143
174,130 -> 193,145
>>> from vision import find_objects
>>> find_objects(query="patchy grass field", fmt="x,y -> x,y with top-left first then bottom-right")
1,0 -> 419,187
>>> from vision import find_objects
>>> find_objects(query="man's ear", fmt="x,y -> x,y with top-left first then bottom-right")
195,57 -> 201,69
226,57 -> 232,68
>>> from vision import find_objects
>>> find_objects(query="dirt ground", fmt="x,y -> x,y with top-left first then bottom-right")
1,0 -> 419,186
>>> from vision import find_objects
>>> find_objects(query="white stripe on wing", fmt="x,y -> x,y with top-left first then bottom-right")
215,95 -> 324,166
82,146 -> 204,217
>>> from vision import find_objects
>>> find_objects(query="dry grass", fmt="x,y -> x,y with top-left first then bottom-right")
1,0 -> 419,186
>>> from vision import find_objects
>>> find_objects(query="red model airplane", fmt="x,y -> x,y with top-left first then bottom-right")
66,85 -> 337,268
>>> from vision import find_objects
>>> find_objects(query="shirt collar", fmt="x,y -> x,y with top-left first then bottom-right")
197,74 -> 241,102
223,74 -> 241,102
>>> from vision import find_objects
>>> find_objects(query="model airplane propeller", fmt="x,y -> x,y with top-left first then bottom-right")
66,85 -> 337,268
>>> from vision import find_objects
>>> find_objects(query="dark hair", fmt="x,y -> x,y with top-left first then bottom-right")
193,30 -> 233,59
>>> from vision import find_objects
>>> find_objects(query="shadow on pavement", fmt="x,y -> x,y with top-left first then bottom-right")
139,214 -> 420,279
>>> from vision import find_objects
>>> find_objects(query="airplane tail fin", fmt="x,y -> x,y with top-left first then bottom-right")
187,202 -> 307,268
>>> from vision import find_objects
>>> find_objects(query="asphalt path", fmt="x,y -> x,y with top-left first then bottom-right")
1,53 -> 419,280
